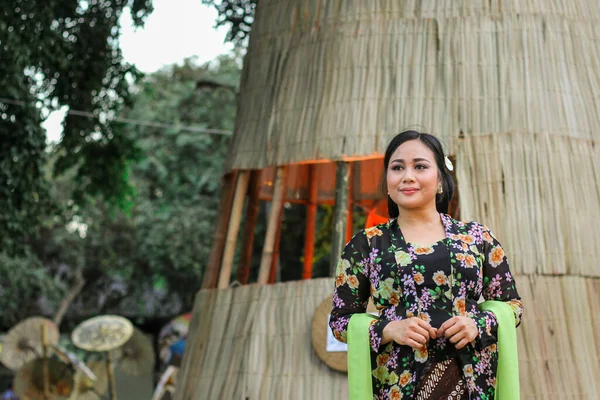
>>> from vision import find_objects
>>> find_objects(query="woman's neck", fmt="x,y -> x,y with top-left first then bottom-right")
396,207 -> 446,245
396,207 -> 441,228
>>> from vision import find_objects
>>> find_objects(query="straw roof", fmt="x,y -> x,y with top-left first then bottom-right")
225,0 -> 600,171
175,277 -> 600,399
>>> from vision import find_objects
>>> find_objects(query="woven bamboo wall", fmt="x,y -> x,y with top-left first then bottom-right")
457,132 -> 600,277
175,277 -> 600,400
174,279 -> 348,400
225,0 -> 600,171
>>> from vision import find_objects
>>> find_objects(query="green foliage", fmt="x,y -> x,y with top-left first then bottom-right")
105,56 -> 239,311
0,52 -> 242,329
63,55 -> 238,320
311,205 -> 368,279
0,0 -> 153,255
0,87 -> 52,255
202,0 -> 256,45
277,203 -> 306,282
0,251 -> 65,327
312,205 -> 334,278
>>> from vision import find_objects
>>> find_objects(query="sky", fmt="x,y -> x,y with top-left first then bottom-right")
43,0 -> 233,142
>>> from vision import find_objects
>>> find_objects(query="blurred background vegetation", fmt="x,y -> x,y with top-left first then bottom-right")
1,0 -> 368,331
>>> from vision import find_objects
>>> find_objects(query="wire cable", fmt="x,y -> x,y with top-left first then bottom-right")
0,96 -> 233,135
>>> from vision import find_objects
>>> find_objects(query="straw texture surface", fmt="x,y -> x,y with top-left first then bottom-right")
225,0 -> 600,171
457,132 -> 600,277
176,276 -> 600,399
175,279 -> 348,400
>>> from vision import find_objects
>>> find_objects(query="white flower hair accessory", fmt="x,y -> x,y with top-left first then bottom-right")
444,156 -> 454,171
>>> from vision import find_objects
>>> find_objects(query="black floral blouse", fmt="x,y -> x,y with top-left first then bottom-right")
329,214 -> 523,400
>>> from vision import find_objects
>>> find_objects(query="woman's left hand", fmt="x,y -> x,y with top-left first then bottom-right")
437,316 -> 478,350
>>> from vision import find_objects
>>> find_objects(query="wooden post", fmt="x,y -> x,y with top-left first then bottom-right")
201,171 -> 237,289
329,162 -> 350,277
106,351 -> 117,400
218,170 -> 251,289
236,170 -> 262,284
346,162 -> 354,243
257,166 -> 286,284
269,167 -> 288,284
42,323 -> 49,400
302,164 -> 318,280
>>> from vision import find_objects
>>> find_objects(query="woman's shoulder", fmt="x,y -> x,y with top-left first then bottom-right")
350,220 -> 393,246
443,215 -> 499,247
443,214 -> 490,233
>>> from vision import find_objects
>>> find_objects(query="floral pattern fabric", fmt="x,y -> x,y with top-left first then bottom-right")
329,214 -> 523,400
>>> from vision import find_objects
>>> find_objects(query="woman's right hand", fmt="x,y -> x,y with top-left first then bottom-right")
381,318 -> 437,349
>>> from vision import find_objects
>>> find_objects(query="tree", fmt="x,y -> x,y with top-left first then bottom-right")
0,0 -> 154,256
202,0 -> 256,45
107,55 -> 240,312
0,55 -> 243,330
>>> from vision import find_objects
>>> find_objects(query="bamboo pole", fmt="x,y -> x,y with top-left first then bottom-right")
269,167 -> 288,284
106,351 -> 117,400
302,164 -> 318,280
330,162 -> 350,276
42,323 -> 49,400
237,170 -> 262,284
218,170 -> 251,289
202,171 -> 237,289
257,166 -> 286,284
346,163 -> 354,243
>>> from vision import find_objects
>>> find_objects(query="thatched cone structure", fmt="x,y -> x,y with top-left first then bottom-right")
176,1 -> 600,399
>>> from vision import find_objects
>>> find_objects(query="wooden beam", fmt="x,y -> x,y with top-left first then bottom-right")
257,166 -> 286,284
302,164 -> 318,280
236,170 -> 262,285
106,351 -> 117,400
201,171 -> 237,289
329,162 -> 350,277
269,166 -> 289,284
217,170 -> 250,289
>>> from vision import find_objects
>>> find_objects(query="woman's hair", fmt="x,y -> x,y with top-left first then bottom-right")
383,130 -> 455,218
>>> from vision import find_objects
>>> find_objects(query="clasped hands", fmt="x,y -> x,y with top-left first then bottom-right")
382,316 -> 478,350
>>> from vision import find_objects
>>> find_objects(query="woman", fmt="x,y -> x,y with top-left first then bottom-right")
329,130 -> 523,399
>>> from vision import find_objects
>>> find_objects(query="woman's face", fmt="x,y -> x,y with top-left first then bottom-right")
386,139 -> 440,212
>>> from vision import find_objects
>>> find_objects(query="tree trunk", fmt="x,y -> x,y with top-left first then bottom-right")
53,271 -> 86,327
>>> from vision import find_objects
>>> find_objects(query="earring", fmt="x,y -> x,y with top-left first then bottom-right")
438,185 -> 443,194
